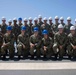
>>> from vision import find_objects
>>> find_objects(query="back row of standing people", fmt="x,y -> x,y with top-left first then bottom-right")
0,15 -> 75,40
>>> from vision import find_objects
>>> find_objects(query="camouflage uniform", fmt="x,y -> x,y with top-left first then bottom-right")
0,32 -> 3,56
32,24 -> 40,35
41,24 -> 50,36
18,23 -> 23,27
41,37 -> 53,58
28,23 -> 33,36
12,24 -> 20,42
17,34 -> 29,58
67,33 -> 76,57
30,34 -> 42,57
1,23 -> 7,34
61,23 -> 65,26
0,25 -> 1,29
53,32 -> 68,58
1,33 -> 15,58
64,23 -> 73,34
49,23 -> 54,38
18,23 -> 23,34
52,23 -> 60,34
1,23 -> 8,56
38,21 -> 43,27
22,25 -> 30,36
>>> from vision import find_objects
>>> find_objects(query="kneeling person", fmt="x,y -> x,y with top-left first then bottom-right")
67,26 -> 76,59
0,28 -> 3,57
53,24 -> 68,59
41,30 -> 53,59
17,26 -> 29,59
30,27 -> 42,59
1,26 -> 15,59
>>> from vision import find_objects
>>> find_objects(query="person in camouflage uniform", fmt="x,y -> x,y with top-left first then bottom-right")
41,30 -> 53,59
28,17 -> 33,36
18,17 -> 23,35
17,26 -> 29,59
23,18 -> 30,36
1,17 -> 8,56
48,17 -> 54,38
64,17 -> 73,35
30,27 -> 42,59
18,17 -> 23,26
53,24 -> 68,60
41,17 -> 50,36
0,28 -> 3,57
60,17 -> 65,26
52,16 -> 60,34
74,19 -> 76,30
1,26 -> 15,59
67,26 -> 76,59
1,17 -> 7,35
32,17 -> 40,35
1,17 -> 8,55
12,18 -> 20,42
0,24 -> 1,33
8,19 -> 12,26
38,15 -> 43,27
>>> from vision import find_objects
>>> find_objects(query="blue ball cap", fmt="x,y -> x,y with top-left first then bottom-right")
21,26 -> 26,30
6,26 -> 12,30
18,17 -> 22,21
34,27 -> 39,32
42,29 -> 48,35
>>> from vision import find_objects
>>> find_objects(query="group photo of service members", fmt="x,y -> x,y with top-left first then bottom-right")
0,15 -> 76,60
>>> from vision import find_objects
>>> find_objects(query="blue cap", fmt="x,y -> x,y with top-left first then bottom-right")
6,26 -> 12,30
18,17 -> 22,21
21,26 -> 26,30
42,30 -> 48,34
34,27 -> 39,32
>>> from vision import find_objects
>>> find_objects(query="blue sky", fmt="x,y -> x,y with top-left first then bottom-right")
0,0 -> 76,24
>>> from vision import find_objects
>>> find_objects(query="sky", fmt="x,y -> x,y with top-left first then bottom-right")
0,0 -> 76,24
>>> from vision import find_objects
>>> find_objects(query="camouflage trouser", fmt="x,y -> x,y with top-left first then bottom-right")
49,32 -> 54,39
17,44 -> 29,57
67,45 -> 76,57
0,46 -> 1,56
1,44 -> 14,57
53,44 -> 58,54
41,47 -> 54,58
0,43 -> 3,55
30,46 -> 41,57
53,44 -> 65,57
15,36 -> 18,43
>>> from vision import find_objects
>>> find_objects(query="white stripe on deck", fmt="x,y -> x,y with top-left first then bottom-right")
0,62 -> 76,70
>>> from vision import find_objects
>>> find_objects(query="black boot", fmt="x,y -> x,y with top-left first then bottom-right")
54,54 -> 58,60
59,56 -> 63,60
31,55 -> 34,59
2,55 -> 6,60
18,55 -> 21,59
10,56 -> 14,60
23,55 -> 28,59
73,56 -> 76,59
43,55 -> 46,59
37,55 -> 40,59
68,55 -> 71,60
